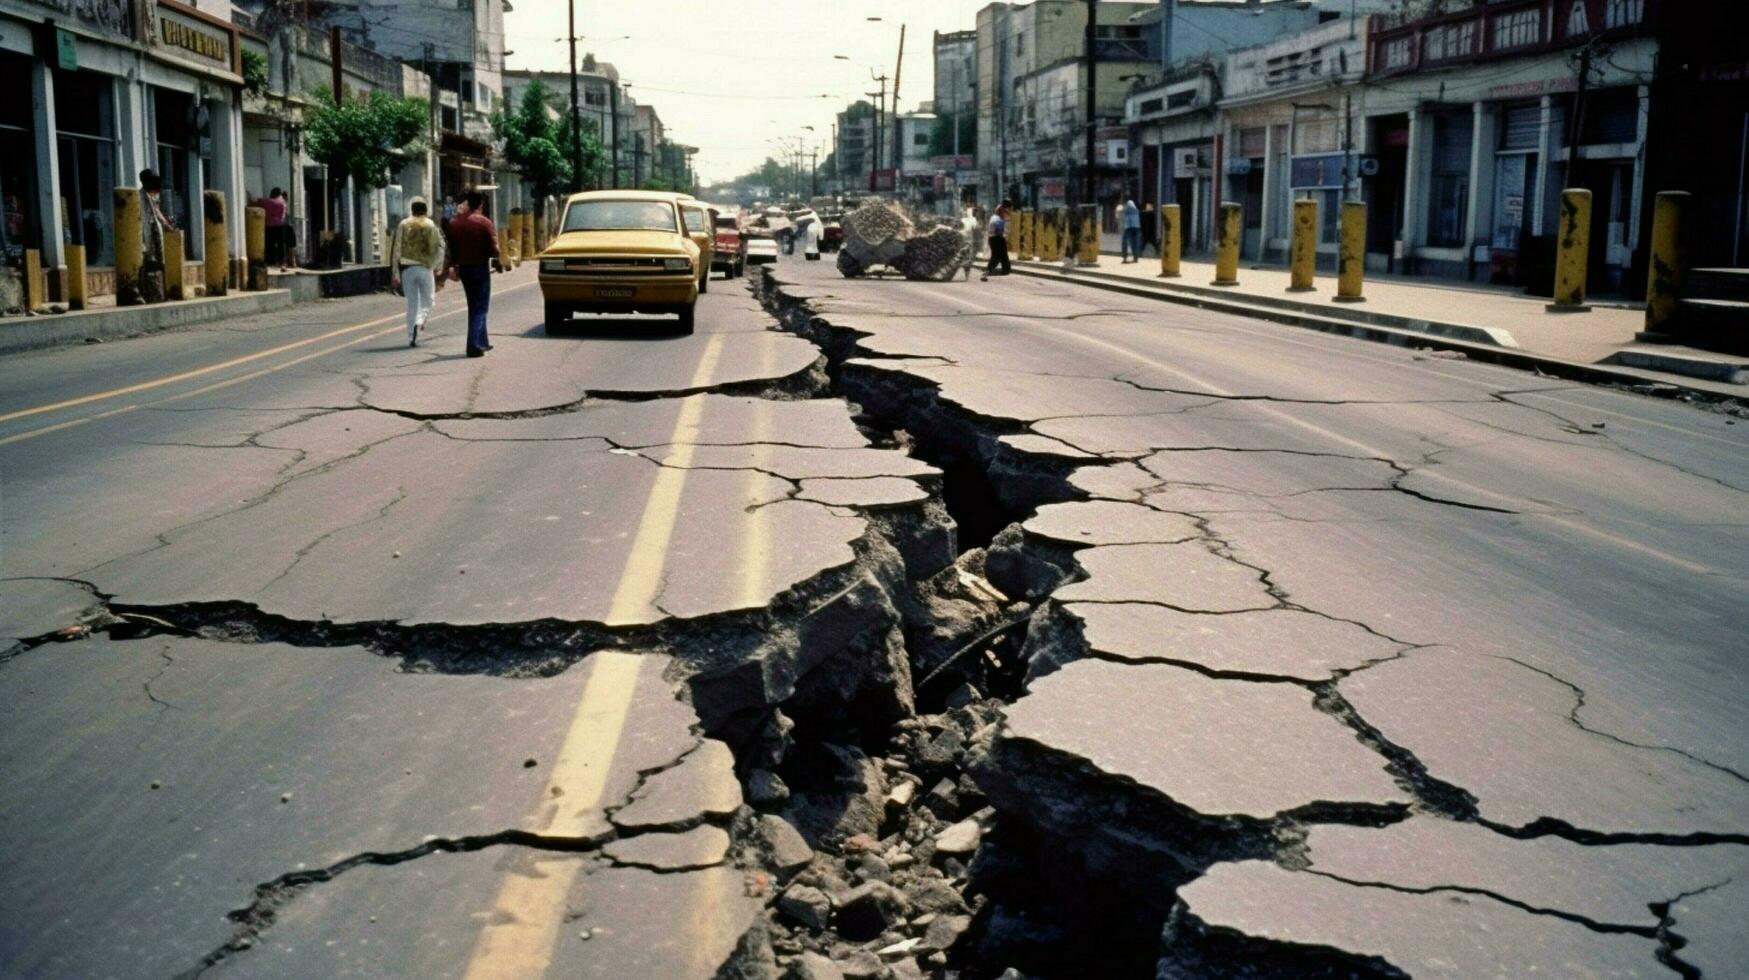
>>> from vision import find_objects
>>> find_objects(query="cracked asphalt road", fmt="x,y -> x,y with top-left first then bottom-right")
3,251 -> 1747,979
762,259 -> 1749,977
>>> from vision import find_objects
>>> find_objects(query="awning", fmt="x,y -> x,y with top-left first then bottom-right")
440,131 -> 493,158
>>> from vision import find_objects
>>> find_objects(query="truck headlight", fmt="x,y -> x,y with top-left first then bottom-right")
664,258 -> 692,272
540,259 -> 565,272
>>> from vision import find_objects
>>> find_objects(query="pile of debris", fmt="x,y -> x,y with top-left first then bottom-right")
837,200 -> 970,283
737,687 -> 1015,980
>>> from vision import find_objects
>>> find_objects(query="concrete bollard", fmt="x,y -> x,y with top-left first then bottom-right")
1547,188 -> 1592,312
1334,201 -> 1367,303
204,191 -> 229,297
1039,210 -> 1056,262
114,187 -> 143,306
1023,211 -> 1037,260
1642,191 -> 1689,336
1159,204 -> 1181,278
164,229 -> 186,300
1288,198 -> 1318,292
1076,205 -> 1100,266
1014,211 -> 1029,261
66,244 -> 88,310
521,212 -> 535,260
1212,202 -> 1241,286
246,206 -> 267,291
23,248 -> 43,311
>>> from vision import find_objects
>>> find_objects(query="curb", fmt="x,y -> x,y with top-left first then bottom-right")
0,290 -> 297,357
1010,264 -> 1743,404
1032,263 -> 1520,348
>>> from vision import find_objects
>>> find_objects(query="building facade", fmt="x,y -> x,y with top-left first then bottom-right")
2,0 -> 249,304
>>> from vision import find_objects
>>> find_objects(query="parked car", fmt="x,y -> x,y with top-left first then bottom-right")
539,190 -> 701,335
745,233 -> 780,266
679,200 -> 714,294
711,212 -> 748,278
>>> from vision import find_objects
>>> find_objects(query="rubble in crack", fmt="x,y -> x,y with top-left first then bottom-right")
750,269 -> 1749,979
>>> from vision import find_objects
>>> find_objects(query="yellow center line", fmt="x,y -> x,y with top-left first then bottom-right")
463,329 -> 727,979
0,281 -> 537,443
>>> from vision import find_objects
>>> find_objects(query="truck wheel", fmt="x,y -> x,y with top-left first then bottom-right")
676,304 -> 696,336
544,301 -> 569,334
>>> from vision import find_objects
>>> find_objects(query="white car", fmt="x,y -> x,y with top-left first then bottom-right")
745,236 -> 780,265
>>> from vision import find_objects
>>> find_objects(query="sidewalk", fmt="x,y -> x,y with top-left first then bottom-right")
1017,252 -> 1748,397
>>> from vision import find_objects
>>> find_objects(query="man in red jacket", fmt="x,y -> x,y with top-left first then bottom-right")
445,189 -> 500,357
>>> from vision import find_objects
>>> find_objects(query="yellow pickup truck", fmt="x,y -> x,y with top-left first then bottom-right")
538,190 -> 701,335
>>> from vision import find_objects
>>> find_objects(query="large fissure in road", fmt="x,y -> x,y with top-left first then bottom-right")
750,270 -> 1749,980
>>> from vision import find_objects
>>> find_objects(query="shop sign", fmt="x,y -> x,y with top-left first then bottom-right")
1039,179 -> 1067,209
153,2 -> 239,78
55,26 -> 77,68
22,0 -> 129,39
1290,153 -> 1345,189
930,155 -> 974,170
1487,77 -> 1579,100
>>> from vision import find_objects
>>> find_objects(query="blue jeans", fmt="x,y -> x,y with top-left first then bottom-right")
1121,227 -> 1143,260
458,263 -> 491,351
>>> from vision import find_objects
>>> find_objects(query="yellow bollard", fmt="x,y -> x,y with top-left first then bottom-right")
1334,201 -> 1367,303
1014,211 -> 1029,261
66,244 -> 88,310
164,229 -> 185,300
1547,188 -> 1592,312
204,191 -> 229,297
1159,204 -> 1182,278
1212,202 -> 1241,286
246,206 -> 267,291
1024,211 -> 1037,260
1076,205 -> 1100,266
1288,198 -> 1318,292
1039,210 -> 1055,262
23,248 -> 43,311
521,212 -> 535,260
1643,190 -> 1689,335
1050,208 -> 1067,262
114,187 -> 144,306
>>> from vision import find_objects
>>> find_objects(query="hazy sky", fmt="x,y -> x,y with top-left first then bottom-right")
503,0 -> 997,182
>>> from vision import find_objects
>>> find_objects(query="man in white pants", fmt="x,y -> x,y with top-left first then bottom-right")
389,198 -> 446,347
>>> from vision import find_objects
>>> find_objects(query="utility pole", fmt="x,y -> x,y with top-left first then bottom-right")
811,148 -> 818,197
566,0 -> 583,192
891,24 -> 906,173
609,82 -> 621,189
1084,0 -> 1098,208
867,75 -> 888,193
633,133 -> 646,187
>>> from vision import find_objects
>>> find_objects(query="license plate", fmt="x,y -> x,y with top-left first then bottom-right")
593,287 -> 634,299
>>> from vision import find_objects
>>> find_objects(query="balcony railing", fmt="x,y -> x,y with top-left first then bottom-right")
1367,0 -> 1652,79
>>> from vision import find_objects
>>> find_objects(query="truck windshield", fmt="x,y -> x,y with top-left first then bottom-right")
562,201 -> 677,233
714,216 -> 740,230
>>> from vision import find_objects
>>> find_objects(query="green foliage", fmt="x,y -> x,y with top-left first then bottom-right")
492,80 -> 607,199
241,49 -> 268,96
927,113 -> 977,158
842,100 -> 876,121
304,87 -> 430,191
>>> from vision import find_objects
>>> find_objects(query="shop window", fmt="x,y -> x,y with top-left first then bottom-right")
152,88 -> 194,236
56,71 -> 118,266
1501,103 -> 1542,151
1491,152 -> 1533,250
1492,9 -> 1540,50
1605,0 -> 1643,28
0,57 -> 37,267
1426,112 -> 1473,248
1581,88 -> 1639,145
1238,127 -> 1266,159
1423,21 -> 1476,62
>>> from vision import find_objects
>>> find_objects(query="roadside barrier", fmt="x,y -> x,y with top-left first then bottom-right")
1212,202 -> 1241,286
246,207 -> 267,291
204,190 -> 228,297
115,187 -> 143,306
1335,201 -> 1367,304
1547,188 -> 1592,312
1288,198 -> 1317,293
164,230 -> 185,300
1159,204 -> 1181,278
1643,190 -> 1688,334
1076,205 -> 1100,266
66,244 -> 87,310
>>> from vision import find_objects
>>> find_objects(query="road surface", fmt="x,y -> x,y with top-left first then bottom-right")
3,252 -> 1746,979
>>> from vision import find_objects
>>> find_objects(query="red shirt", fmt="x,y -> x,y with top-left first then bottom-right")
445,211 -> 500,267
259,196 -> 287,227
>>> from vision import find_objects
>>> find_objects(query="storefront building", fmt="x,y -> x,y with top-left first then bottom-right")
1217,18 -> 1371,265
1361,0 -> 1656,291
2,0 -> 246,303
1126,68 -> 1218,252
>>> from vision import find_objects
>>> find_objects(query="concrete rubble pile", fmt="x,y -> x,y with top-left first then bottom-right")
838,201 -> 970,283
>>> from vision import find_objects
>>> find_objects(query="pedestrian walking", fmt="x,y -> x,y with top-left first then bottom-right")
139,169 -> 175,303
259,188 -> 290,270
444,190 -> 499,357
959,205 -> 983,281
981,200 -> 1012,281
1120,198 -> 1143,263
390,198 -> 445,348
